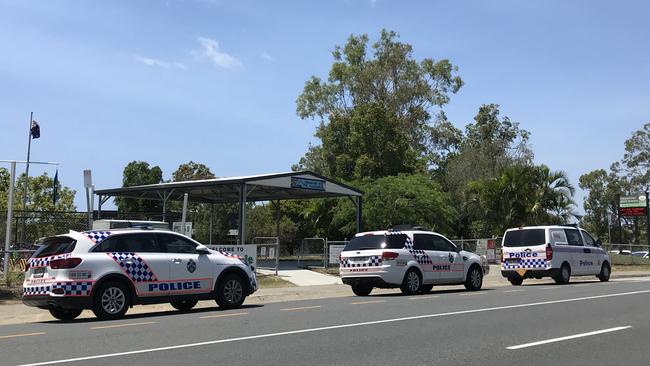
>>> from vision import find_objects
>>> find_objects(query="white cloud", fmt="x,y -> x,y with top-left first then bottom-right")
261,51 -> 274,62
194,37 -> 242,69
135,55 -> 187,70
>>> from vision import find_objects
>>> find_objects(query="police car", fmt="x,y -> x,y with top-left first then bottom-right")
501,225 -> 610,285
339,227 -> 489,296
22,229 -> 257,321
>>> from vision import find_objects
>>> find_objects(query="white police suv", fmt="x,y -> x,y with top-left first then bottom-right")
340,227 -> 489,296
501,225 -> 610,285
22,229 -> 257,321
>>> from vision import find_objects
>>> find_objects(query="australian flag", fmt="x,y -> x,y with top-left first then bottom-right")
31,120 -> 40,139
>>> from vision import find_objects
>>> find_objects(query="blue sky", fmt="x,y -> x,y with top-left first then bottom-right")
0,0 -> 648,212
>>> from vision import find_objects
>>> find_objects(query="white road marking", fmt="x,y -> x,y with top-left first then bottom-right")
540,286 -> 556,290
350,300 -> 386,305
613,277 -> 650,282
507,326 -> 632,350
503,289 -> 524,293
408,295 -> 439,300
199,312 -> 249,319
91,321 -> 156,330
0,332 -> 45,340
459,292 -> 486,296
280,305 -> 322,311
17,289 -> 650,366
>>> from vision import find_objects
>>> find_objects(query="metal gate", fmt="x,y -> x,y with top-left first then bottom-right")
298,237 -> 326,268
252,237 -> 279,275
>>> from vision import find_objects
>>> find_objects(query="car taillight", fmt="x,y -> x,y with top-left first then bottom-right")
49,258 -> 82,269
546,244 -> 553,260
382,252 -> 399,260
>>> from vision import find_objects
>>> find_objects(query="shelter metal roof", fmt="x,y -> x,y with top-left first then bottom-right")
94,171 -> 363,204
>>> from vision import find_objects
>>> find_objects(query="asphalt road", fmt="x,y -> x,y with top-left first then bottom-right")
2,277 -> 650,366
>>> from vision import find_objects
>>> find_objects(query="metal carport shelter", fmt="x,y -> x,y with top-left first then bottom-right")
94,171 -> 363,245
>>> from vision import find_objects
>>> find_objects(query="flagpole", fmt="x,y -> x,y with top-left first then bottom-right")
21,112 -> 33,243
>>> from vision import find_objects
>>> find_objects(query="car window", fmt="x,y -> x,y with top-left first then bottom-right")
93,234 -> 161,253
503,229 -> 546,247
550,229 -> 567,244
157,233 -> 198,254
413,234 -> 436,251
432,235 -> 456,252
343,234 -> 407,251
564,229 -> 584,246
33,236 -> 76,257
581,230 -> 596,247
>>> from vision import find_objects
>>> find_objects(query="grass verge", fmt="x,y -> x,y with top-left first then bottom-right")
256,274 -> 296,288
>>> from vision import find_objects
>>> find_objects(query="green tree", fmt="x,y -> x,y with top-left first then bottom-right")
533,166 -> 577,224
296,29 -> 463,175
115,161 -> 163,214
331,174 -> 456,238
172,161 -> 215,181
579,168 -> 622,241
0,170 -> 75,212
622,122 -> 650,188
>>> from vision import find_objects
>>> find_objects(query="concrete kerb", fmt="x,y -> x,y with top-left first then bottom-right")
1,269 -> 649,326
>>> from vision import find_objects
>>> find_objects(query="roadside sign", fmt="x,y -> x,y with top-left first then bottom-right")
83,170 -> 92,188
328,244 -> 346,265
207,244 -> 257,268
619,194 -> 647,217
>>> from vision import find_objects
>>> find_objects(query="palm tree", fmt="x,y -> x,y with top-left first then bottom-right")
533,166 -> 577,224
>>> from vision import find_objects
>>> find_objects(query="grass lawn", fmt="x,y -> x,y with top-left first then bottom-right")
256,274 -> 296,288
612,264 -> 650,272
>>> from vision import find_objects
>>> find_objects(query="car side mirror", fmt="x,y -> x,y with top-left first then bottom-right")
595,240 -> 602,247
454,245 -> 462,253
196,244 -> 210,254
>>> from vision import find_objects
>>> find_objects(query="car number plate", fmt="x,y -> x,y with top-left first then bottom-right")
33,267 -> 46,278
351,256 -> 369,262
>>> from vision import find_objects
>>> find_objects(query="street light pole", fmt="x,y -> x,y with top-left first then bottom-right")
645,190 -> 649,251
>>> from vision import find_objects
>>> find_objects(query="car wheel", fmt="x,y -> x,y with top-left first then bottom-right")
215,274 -> 247,309
421,284 -> 434,293
464,265 -> 483,291
553,263 -> 571,285
400,268 -> 422,295
92,281 -> 130,320
351,284 -> 373,296
508,276 -> 524,286
597,263 -> 611,282
170,299 -> 199,311
49,307 -> 83,321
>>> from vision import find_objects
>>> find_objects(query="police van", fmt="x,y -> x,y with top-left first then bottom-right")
22,229 -> 257,321
340,227 -> 489,296
501,225 -> 610,285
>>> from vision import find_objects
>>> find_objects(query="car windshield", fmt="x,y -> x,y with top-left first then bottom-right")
32,236 -> 77,258
503,229 -> 546,247
344,234 -> 407,251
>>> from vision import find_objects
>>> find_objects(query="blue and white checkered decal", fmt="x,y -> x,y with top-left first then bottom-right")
341,255 -> 382,268
28,253 -> 71,268
23,285 -> 51,296
53,281 -> 93,296
399,232 -> 433,265
23,282 -> 94,296
108,252 -> 158,282
83,231 -> 112,243
502,258 -> 548,269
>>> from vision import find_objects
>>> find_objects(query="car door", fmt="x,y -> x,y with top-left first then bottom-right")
432,235 -> 464,283
564,228 -> 586,275
157,233 -> 213,296
580,230 -> 602,274
95,233 -> 171,297
413,234 -> 438,283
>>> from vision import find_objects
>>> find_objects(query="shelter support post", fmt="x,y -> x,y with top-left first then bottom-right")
181,193 -> 189,236
3,162 -> 16,278
355,196 -> 362,234
209,204 -> 214,245
238,184 -> 247,245
97,195 -> 102,220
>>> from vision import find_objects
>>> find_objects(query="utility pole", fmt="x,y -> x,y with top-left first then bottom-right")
646,190 -> 650,251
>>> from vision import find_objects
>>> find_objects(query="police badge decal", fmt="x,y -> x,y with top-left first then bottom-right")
187,259 -> 197,273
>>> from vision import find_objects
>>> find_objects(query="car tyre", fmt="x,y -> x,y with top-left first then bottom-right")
49,307 -> 83,321
170,299 -> 199,311
597,263 -> 611,282
464,265 -> 483,291
400,268 -> 422,295
215,274 -> 247,309
92,281 -> 130,320
508,276 -> 524,286
421,284 -> 434,293
351,284 -> 373,296
553,263 -> 571,285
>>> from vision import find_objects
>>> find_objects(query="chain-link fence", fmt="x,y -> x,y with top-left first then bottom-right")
0,211 -> 88,250
602,243 -> 650,265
